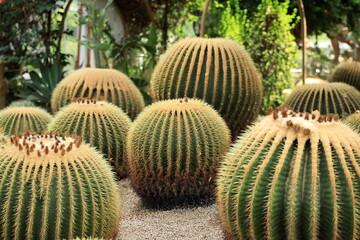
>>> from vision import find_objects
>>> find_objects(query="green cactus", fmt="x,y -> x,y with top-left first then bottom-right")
283,82 -> 360,116
0,132 -> 121,240
48,98 -> 132,178
0,106 -> 52,135
329,60 -> 360,90
51,68 -> 145,119
127,98 -> 231,203
8,100 -> 36,108
217,107 -> 360,240
150,38 -> 263,138
343,110 -> 360,132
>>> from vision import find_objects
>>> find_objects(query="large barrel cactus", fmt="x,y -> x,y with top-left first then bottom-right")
0,132 -> 121,240
48,98 -> 132,178
343,110 -> 360,132
283,82 -> 360,115
127,98 -> 231,203
150,38 -> 263,138
51,68 -> 145,119
0,106 -> 52,135
329,60 -> 360,90
217,107 -> 360,239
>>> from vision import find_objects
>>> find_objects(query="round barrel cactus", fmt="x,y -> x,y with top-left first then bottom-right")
127,98 -> 231,203
0,106 -> 52,135
48,98 -> 132,178
150,38 -> 263,138
343,110 -> 360,132
283,82 -> 360,116
329,60 -> 360,90
0,132 -> 121,240
217,107 -> 360,239
8,100 -> 36,108
51,68 -> 145,119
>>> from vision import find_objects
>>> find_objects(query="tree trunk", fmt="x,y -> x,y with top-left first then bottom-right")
200,0 -> 211,37
297,0 -> 307,84
0,62 -> 9,109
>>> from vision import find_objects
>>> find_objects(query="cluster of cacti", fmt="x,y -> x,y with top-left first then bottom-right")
48,98 -> 132,178
343,110 -> 360,132
150,38 -> 263,138
217,107 -> 360,239
0,132 -> 121,240
8,100 -> 36,108
51,68 -> 145,119
127,98 -> 231,202
329,60 -> 360,90
0,106 -> 52,135
283,82 -> 360,115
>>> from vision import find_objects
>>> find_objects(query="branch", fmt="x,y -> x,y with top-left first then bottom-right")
297,0 -> 307,84
200,0 -> 211,37
56,0 -> 74,58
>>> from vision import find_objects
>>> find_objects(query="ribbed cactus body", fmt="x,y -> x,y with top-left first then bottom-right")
150,38 -> 263,138
0,106 -> 52,135
127,98 -> 231,202
48,99 -> 132,178
343,110 -> 360,132
329,61 -> 360,90
0,132 -> 121,240
51,68 -> 145,119
217,107 -> 360,239
9,100 -> 36,108
283,82 -> 360,115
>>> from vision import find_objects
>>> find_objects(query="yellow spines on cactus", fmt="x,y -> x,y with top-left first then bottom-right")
51,68 -> 145,119
283,82 -> 360,115
329,60 -> 360,90
127,98 -> 231,204
0,106 -> 52,135
0,132 -> 121,240
343,110 -> 360,133
150,38 -> 263,138
217,107 -> 360,239
48,98 -> 132,178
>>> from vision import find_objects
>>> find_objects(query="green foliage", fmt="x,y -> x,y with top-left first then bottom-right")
217,108 -> 360,239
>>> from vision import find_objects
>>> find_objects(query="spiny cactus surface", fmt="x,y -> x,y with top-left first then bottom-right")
8,100 -> 36,108
51,68 -> 145,119
0,132 -> 121,240
150,38 -> 263,138
127,98 -> 231,203
48,98 -> 132,178
0,106 -> 52,135
283,82 -> 360,116
329,60 -> 360,90
343,110 -> 360,132
217,107 -> 360,240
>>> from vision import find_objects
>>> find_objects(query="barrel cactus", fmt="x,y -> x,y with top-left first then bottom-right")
329,60 -> 360,90
48,98 -> 132,178
0,106 -> 52,135
51,68 -> 145,119
150,38 -> 263,138
217,107 -> 360,239
0,132 -> 121,240
8,100 -> 36,108
127,98 -> 231,203
343,110 -> 360,132
283,82 -> 360,116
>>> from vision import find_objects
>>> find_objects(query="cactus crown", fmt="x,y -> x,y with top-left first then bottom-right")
330,60 -> 360,90
8,100 -> 36,108
283,82 -> 360,115
217,106 -> 360,240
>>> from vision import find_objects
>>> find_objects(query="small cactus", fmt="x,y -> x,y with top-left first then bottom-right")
343,110 -> 360,132
0,106 -> 52,135
217,107 -> 360,239
0,132 -> 121,240
48,98 -> 132,178
8,100 -> 36,108
329,60 -> 360,90
150,38 -> 263,138
51,68 -> 145,119
283,82 -> 360,116
127,98 -> 231,203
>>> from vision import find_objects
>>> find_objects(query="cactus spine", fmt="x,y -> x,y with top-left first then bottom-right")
283,82 -> 360,115
343,110 -> 360,132
127,98 -> 231,202
48,98 -> 132,178
51,68 -> 145,119
217,107 -> 360,239
329,60 -> 360,90
0,106 -> 52,135
150,38 -> 263,138
0,132 -> 121,240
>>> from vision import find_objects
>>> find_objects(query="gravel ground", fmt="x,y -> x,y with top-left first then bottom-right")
115,179 -> 225,240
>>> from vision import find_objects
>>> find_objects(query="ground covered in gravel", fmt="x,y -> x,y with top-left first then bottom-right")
115,179 -> 225,240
